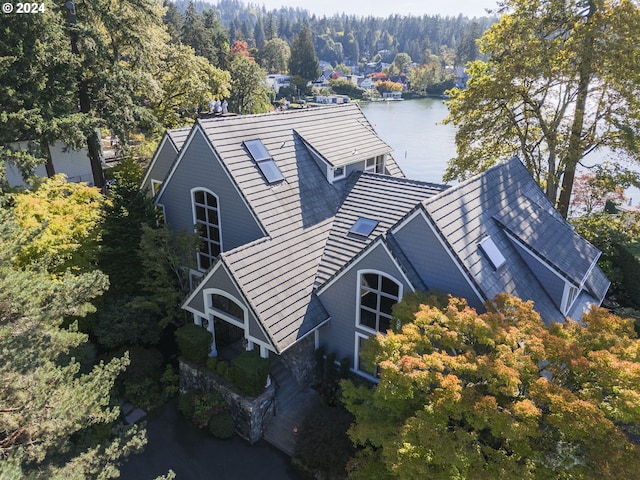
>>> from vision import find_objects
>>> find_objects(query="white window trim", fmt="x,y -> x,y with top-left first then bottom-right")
354,332 -> 380,382
355,269 -> 403,335
151,179 -> 163,196
561,283 -> 580,315
364,154 -> 385,174
331,165 -> 346,181
204,288 -> 246,329
191,187 -> 223,272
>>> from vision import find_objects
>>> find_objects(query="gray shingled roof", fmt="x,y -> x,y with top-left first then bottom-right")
167,127 -> 191,152
294,105 -> 393,167
315,173 -> 447,288
422,157 -> 607,323
197,106 -> 372,237
181,104 -> 411,353
222,219 -> 333,352
494,202 -> 600,286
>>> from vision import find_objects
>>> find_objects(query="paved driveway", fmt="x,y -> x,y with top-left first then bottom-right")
119,399 -> 309,480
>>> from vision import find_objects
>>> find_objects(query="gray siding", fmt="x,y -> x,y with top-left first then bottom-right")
510,239 -> 564,308
394,213 -> 484,310
318,242 -> 412,366
158,129 -> 265,253
185,263 -> 270,345
144,137 -> 177,196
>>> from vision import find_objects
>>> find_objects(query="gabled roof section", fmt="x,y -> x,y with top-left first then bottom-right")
315,172 -> 448,288
141,127 -> 191,191
422,156 -> 607,322
196,106 -> 361,237
166,127 -> 191,151
493,201 -> 600,286
221,218 -> 334,353
295,103 -> 393,167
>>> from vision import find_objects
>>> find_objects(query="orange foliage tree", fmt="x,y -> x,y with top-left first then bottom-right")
342,293 -> 640,480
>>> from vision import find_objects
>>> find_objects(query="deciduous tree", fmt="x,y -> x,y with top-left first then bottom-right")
0,204 -> 145,478
342,293 -> 640,480
444,0 -> 640,218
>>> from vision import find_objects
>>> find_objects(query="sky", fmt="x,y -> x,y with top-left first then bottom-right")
247,0 -> 498,18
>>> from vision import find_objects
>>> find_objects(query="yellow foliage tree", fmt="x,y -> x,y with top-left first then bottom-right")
342,293 -> 640,479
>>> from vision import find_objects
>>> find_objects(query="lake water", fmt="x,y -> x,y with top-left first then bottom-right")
361,99 -> 640,206
360,98 -> 455,184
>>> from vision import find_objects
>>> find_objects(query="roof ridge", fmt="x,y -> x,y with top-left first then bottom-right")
424,155 -> 523,205
197,103 -> 356,127
358,171 -> 448,190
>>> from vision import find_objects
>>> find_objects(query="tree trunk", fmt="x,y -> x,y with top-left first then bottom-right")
79,81 -> 105,189
557,1 -> 596,218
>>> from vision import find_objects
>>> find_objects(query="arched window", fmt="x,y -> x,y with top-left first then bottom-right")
210,293 -> 244,324
192,189 -> 221,271
357,272 -> 401,333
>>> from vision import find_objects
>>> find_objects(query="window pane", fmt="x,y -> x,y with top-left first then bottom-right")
208,225 -> 218,241
196,206 -> 206,222
381,276 -> 399,297
211,294 -> 244,322
378,315 -> 391,333
361,289 -> 378,310
208,209 -> 219,225
380,295 -> 396,316
258,159 -> 285,183
199,253 -> 210,270
194,190 -> 205,204
206,193 -> 217,208
358,336 -> 377,376
362,273 -> 378,289
211,242 -> 220,257
360,308 -> 377,330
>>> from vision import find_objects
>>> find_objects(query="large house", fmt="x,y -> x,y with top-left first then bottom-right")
144,103 -> 609,382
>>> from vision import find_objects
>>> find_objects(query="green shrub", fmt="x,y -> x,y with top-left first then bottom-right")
230,350 -> 270,397
206,356 -> 219,372
216,360 -> 230,379
175,323 -> 212,365
192,392 -> 227,429
208,411 -> 235,439
123,377 -> 163,410
178,391 -> 196,420
160,365 -> 179,398
295,404 -> 355,478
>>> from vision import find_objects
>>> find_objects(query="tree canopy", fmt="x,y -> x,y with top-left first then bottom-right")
289,27 -> 320,83
342,292 -> 640,480
444,0 -> 640,218
0,185 -> 145,478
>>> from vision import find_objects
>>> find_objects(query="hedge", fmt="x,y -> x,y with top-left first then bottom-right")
175,323 -> 212,365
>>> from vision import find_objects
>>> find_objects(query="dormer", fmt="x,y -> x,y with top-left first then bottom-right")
293,107 -> 393,184
494,204 -> 603,316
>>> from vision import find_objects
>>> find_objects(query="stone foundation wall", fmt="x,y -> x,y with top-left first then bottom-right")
179,359 -> 276,443
281,334 -> 316,385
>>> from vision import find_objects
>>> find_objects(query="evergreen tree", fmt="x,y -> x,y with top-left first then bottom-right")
0,192 -> 145,479
253,18 -> 266,49
289,27 -> 320,83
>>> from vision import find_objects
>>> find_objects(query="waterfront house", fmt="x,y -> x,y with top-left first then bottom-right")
146,103 -> 609,383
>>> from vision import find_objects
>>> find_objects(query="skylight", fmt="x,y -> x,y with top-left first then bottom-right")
479,236 -> 506,270
349,217 -> 379,238
244,139 -> 285,184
